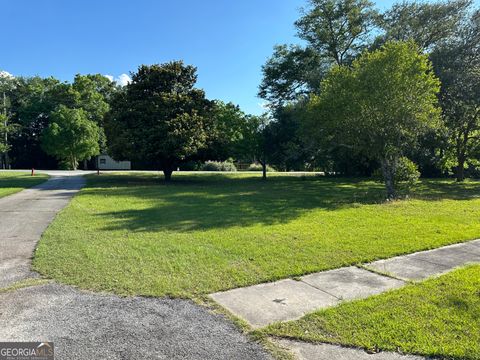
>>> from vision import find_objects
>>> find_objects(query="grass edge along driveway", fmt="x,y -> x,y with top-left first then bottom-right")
33,173 -> 480,298
0,172 -> 49,198
263,265 -> 480,360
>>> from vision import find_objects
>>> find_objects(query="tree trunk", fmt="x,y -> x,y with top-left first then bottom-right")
163,169 -> 173,182
381,157 -> 397,200
262,162 -> 267,180
455,157 -> 466,182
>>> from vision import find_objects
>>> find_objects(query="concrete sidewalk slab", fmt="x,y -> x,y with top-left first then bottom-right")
276,339 -> 425,360
0,283 -> 272,360
366,241 -> 480,281
0,175 -> 85,288
364,256 -> 450,281
301,267 -> 405,301
210,279 -> 338,328
414,247 -> 480,268
210,240 -> 479,328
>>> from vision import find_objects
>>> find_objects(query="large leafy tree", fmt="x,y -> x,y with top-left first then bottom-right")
199,100 -> 250,161
377,0 -> 472,51
296,0 -> 377,64
305,42 -> 441,198
8,74 -> 116,169
12,77 -> 77,168
105,62 -> 213,181
41,105 -> 100,170
72,74 -> 118,162
259,0 -> 377,106
431,10 -> 480,181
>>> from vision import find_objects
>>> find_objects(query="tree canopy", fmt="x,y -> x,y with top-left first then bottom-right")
305,41 -> 441,197
106,61 -> 213,180
42,105 -> 100,170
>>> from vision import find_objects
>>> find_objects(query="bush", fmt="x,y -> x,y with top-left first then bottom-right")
395,157 -> 420,187
373,157 -> 420,194
246,163 -> 276,172
201,160 -> 237,172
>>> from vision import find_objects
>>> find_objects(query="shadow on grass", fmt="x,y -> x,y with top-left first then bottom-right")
82,173 -> 480,233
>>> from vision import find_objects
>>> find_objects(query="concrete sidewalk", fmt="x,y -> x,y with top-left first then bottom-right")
210,239 -> 480,329
275,339 -> 425,360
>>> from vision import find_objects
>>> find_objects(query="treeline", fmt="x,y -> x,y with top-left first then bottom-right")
258,0 -> 479,191
0,0 -> 479,198
0,69 -> 266,174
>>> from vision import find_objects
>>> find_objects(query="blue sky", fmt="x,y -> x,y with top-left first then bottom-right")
1,0 -> 477,114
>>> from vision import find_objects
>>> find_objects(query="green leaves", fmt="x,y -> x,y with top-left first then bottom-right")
306,41 -> 441,197
105,61 -> 213,178
41,105 -> 100,170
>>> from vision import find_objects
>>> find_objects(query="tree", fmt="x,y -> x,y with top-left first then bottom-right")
200,100 -> 250,161
9,76 -> 77,168
264,104 -> 314,171
259,0 -> 377,106
377,0 -> 472,51
240,115 -> 271,180
431,10 -> 480,181
41,105 -> 100,170
296,0 -> 377,65
105,62 -> 213,181
305,41 -> 441,198
259,45 -> 325,107
72,74 -> 117,168
0,71 -> 19,168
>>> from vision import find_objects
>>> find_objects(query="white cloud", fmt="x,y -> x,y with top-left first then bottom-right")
0,71 -> 14,79
104,73 -> 131,87
117,73 -> 131,86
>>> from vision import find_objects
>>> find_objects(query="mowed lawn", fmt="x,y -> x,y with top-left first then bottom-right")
264,265 -> 480,360
34,173 -> 480,297
0,172 -> 49,198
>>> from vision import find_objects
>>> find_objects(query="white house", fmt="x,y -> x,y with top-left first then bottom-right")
97,154 -> 131,170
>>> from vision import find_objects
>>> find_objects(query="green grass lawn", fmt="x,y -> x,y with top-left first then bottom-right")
34,173 -> 480,298
264,265 -> 480,360
0,171 -> 49,198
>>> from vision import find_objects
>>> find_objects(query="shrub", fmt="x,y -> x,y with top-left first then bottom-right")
396,157 -> 420,187
201,160 -> 237,172
246,163 -> 276,172
373,157 -> 420,195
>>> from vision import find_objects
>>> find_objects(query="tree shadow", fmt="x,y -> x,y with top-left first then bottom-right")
0,175 -> 47,189
82,173 -> 480,233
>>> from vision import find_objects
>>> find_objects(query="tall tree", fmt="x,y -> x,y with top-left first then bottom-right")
377,0 -> 472,51
10,76 -> 76,168
305,41 -> 441,198
431,10 -> 480,181
72,74 -> 117,168
199,100 -> 249,161
105,62 -> 213,181
296,0 -> 377,64
0,72 -> 18,168
41,105 -> 100,170
259,0 -> 377,106
259,45 -> 324,107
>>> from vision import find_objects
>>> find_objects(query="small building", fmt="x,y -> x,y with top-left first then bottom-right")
97,154 -> 131,170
